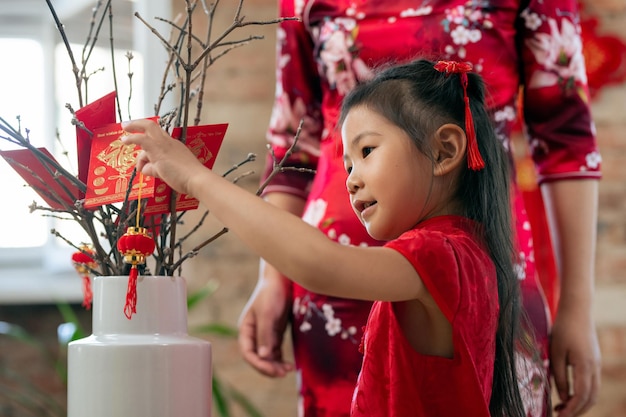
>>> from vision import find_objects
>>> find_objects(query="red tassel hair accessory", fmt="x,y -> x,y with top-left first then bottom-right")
117,226 -> 155,319
433,60 -> 485,171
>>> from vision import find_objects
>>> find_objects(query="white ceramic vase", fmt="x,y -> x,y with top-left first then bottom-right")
68,275 -> 212,417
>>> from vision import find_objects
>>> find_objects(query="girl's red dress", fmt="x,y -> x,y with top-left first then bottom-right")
352,216 -> 496,417
262,1 -> 601,416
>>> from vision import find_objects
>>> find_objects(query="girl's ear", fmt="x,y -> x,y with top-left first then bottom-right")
432,123 -> 467,177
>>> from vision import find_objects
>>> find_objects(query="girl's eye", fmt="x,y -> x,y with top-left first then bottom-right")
362,146 -> 373,158
345,165 -> 352,174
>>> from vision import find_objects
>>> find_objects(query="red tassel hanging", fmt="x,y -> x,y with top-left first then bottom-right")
124,265 -> 139,319
434,60 -> 485,171
71,246 -> 98,310
81,275 -> 93,309
460,73 -> 484,171
117,226 -> 155,319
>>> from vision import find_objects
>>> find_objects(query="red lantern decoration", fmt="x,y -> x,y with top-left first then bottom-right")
71,246 -> 98,310
117,226 -> 155,319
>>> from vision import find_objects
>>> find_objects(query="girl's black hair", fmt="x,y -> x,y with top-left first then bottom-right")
339,58 -> 526,417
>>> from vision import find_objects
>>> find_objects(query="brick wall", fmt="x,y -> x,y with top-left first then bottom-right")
582,0 -> 626,415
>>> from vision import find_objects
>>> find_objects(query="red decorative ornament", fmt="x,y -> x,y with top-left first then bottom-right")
71,246 -> 98,310
117,226 -> 155,319
434,60 -> 485,171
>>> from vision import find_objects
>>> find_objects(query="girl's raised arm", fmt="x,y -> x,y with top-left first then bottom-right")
122,119 -> 425,303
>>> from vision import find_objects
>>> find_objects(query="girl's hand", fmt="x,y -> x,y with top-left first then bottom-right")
121,119 -> 206,196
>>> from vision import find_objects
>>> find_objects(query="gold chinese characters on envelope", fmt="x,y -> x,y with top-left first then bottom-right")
84,119 -> 157,208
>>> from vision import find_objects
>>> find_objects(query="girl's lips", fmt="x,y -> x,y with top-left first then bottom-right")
354,200 -> 377,218
353,199 -> 366,213
362,201 -> 377,217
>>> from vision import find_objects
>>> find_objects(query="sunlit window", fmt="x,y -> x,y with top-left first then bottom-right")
0,38 -> 144,251
0,0 -> 164,303
0,39 -> 48,248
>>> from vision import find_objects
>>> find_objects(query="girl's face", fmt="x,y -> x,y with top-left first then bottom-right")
341,106 -> 439,241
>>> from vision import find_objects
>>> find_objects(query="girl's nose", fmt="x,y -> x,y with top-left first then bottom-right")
346,171 -> 361,194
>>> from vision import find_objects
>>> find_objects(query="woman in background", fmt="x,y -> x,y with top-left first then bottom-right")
237,2 -> 601,416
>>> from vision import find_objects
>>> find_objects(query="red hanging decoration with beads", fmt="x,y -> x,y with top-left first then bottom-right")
117,226 -> 155,319
71,245 -> 98,310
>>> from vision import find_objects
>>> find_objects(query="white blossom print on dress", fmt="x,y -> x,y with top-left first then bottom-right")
441,4 -> 489,60
584,151 -> 602,170
302,198 -> 328,228
316,17 -> 373,95
293,295 -> 359,342
516,350 -> 550,417
525,17 -> 588,89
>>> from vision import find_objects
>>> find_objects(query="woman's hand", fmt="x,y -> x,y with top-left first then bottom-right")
238,260 -> 294,377
550,303 -> 601,417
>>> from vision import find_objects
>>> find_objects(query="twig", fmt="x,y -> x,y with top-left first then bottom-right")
169,227 -> 229,272
125,51 -> 135,120
45,0 -> 84,106
134,12 -> 186,70
155,16 -> 206,46
0,118 -> 86,194
174,210 -> 210,249
231,170 -> 255,184
1,158 -> 74,212
107,3 -> 124,121
257,118 -> 305,196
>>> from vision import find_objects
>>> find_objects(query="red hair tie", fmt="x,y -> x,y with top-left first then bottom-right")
434,60 -> 485,171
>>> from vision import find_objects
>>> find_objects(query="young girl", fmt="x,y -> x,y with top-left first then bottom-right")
122,59 -> 526,417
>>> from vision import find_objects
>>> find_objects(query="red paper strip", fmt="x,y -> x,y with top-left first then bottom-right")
1,147 -> 80,210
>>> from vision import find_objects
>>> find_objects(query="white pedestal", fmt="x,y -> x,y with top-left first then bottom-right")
68,275 -> 212,417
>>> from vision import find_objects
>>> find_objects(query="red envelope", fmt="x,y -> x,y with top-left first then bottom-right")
75,91 -> 117,192
1,147 -> 80,210
144,123 -> 228,215
83,119 -> 158,209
